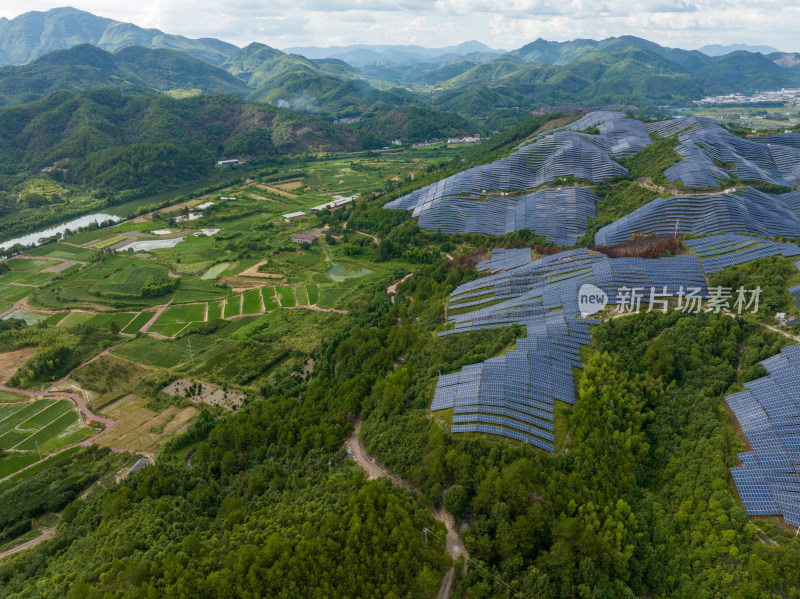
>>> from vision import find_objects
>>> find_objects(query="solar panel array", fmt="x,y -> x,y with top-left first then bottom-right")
684,234 -> 800,273
477,248 -> 533,272
385,112 -> 643,243
434,248 -> 709,450
594,187 -> 800,246
726,344 -> 800,527
654,118 -> 800,189
390,187 -> 603,245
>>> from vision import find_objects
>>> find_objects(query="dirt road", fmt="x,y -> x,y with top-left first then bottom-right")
345,420 -> 468,598
0,528 -> 55,561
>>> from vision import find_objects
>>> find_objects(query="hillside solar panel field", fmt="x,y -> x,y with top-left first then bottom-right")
595,188 -> 800,245
726,344 -> 800,527
384,112 -> 641,242
433,248 -> 709,451
684,234 -> 800,273
389,111 -> 800,247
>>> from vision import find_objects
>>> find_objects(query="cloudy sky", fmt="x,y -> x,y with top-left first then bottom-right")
1,1 -> 798,51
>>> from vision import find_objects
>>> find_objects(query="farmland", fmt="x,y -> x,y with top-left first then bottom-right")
0,149 -> 442,555
0,398 -> 94,453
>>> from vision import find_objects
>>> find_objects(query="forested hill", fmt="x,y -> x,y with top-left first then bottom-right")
0,90 -> 368,196
0,7 -> 237,66
0,44 -> 250,107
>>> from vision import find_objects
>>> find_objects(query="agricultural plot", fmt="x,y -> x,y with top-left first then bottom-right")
0,452 -> 40,479
121,311 -> 155,334
241,290 -> 263,314
261,287 -> 279,311
276,286 -> 296,307
84,312 -> 138,332
0,348 -> 36,383
86,234 -> 127,250
0,398 -> 93,452
71,354 -> 151,410
112,334 -> 218,368
223,297 -> 241,318
95,394 -> 198,453
149,303 -> 206,336
207,301 -> 223,321
306,284 -> 319,305
0,283 -> 33,304
295,286 -> 309,306
56,311 -> 95,327
32,254 -> 171,309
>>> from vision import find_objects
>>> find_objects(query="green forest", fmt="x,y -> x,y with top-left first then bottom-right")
2,247 -> 799,597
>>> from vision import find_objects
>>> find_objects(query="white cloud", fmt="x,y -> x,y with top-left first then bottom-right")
0,0 -> 798,51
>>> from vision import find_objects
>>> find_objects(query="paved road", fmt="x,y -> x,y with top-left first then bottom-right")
0,528 -> 55,561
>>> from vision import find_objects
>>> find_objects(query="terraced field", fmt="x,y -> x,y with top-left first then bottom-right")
0,398 -> 94,452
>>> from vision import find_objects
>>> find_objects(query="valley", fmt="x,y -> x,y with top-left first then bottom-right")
0,6 -> 799,598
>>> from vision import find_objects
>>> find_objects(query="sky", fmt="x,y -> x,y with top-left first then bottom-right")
1,1 -> 798,52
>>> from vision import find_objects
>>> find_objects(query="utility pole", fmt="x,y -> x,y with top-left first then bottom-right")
35,441 -> 42,461
422,527 -> 428,546
674,218 -> 679,238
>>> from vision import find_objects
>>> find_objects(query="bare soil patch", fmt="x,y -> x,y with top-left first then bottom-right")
162,378 -> 244,410
237,261 -> 286,279
41,260 -> 79,274
0,347 -> 36,384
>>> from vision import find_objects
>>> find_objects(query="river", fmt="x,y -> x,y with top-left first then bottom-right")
0,213 -> 121,252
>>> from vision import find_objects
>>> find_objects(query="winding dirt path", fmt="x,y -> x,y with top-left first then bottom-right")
0,528 -> 55,561
387,273 -> 413,296
345,420 -> 468,597
0,296 -> 30,319
140,300 -> 172,333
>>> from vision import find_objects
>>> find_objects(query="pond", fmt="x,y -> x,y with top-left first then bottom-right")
0,213 -> 122,251
201,262 -> 230,280
2,310 -> 50,325
327,262 -> 373,282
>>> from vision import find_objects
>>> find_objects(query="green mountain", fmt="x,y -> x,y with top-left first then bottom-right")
0,44 -> 250,106
433,46 -> 718,114
0,89 -> 369,194
692,51 -> 800,89
0,7 -> 237,66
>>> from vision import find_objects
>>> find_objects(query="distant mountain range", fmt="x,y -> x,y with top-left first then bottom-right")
282,42 -> 506,67
698,43 -> 780,56
1,7 -> 800,123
